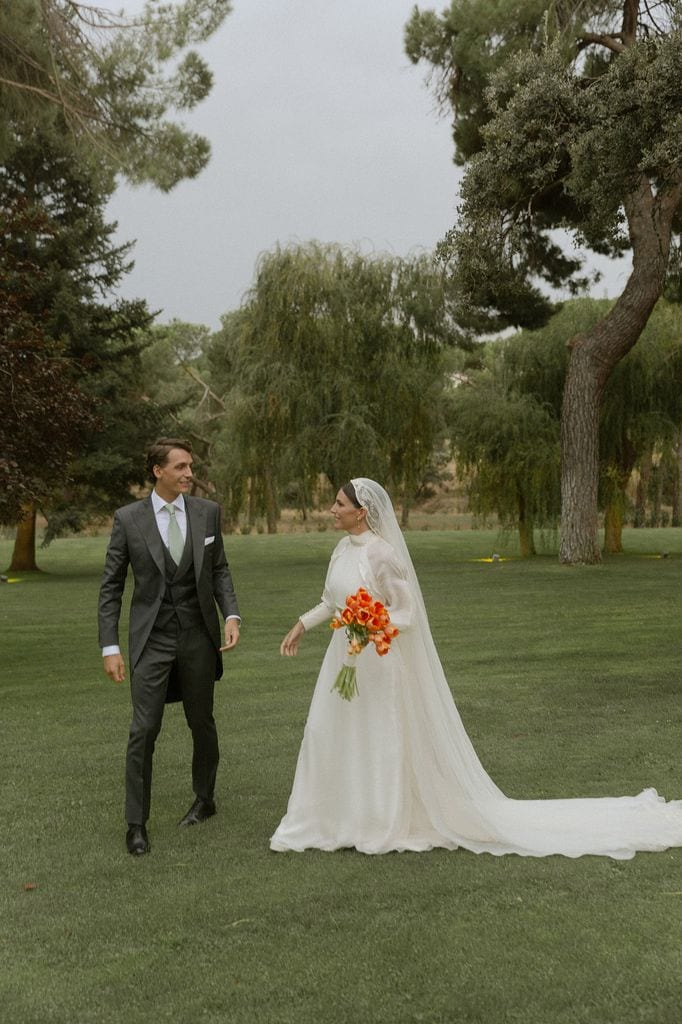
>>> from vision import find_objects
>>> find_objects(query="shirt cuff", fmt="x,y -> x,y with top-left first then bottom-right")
226,615 -> 241,622
102,646 -> 121,657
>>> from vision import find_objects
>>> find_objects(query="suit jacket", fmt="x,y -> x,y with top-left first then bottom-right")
98,494 -> 239,680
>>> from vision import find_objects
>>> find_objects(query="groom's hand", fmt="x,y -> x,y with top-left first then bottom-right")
220,618 -> 240,651
103,654 -> 126,684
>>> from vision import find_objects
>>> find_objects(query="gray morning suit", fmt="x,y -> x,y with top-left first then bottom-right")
98,494 -> 239,824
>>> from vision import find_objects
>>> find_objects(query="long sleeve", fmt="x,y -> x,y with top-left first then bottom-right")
299,588 -> 336,631
210,504 -> 240,620
365,542 -> 413,633
298,541 -> 345,631
98,510 -> 130,649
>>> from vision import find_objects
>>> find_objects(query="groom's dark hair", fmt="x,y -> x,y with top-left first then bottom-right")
146,437 -> 193,482
341,482 -> 362,508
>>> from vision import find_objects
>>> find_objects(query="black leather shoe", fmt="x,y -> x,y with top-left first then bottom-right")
126,823 -> 150,855
178,797 -> 216,827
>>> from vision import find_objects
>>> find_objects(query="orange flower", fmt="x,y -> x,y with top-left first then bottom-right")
329,587 -> 399,700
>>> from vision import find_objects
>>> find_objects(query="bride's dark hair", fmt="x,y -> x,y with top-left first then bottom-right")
341,482 -> 362,508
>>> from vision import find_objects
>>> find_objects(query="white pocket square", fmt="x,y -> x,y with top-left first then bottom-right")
204,535 -> 215,546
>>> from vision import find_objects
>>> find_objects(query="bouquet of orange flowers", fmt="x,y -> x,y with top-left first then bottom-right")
329,587 -> 399,701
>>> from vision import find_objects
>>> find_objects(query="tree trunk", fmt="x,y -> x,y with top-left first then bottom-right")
603,457 -> 634,554
559,175 -> 681,564
603,501 -> 623,553
650,460 -> 662,527
517,494 -> 536,557
672,433 -> 682,528
247,476 -> 257,527
559,350 -> 602,562
401,494 -> 411,528
9,506 -> 39,571
634,451 -> 652,527
264,467 -> 278,534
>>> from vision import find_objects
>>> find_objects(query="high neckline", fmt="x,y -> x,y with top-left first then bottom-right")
348,530 -> 374,546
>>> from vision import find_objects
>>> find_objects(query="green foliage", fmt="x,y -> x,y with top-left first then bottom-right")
407,2 -> 682,561
405,0 -> 553,164
599,299 -> 682,526
0,126 -> 163,536
448,328 -> 563,541
0,1 -> 232,189
206,243 -> 466,527
451,297 -> 682,548
0,202 -> 98,522
407,2 -> 682,322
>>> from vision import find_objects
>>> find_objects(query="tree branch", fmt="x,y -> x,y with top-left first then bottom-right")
181,364 -> 226,410
622,0 -> 639,47
576,33 -> 626,54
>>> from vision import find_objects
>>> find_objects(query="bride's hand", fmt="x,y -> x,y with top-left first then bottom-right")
280,620 -> 305,656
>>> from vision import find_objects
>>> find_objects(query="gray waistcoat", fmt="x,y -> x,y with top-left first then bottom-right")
154,520 -> 203,630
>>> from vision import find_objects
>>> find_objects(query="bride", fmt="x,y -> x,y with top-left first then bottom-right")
270,478 -> 682,858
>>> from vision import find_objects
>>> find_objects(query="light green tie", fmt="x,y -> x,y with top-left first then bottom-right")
164,504 -> 184,564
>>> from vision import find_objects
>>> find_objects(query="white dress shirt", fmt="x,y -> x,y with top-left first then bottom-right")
151,489 -> 187,548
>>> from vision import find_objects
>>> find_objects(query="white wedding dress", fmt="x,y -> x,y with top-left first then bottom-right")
270,480 -> 682,858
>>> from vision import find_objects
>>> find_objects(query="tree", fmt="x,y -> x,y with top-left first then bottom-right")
0,1 -> 231,189
448,354 -> 560,555
0,200 -> 99,568
208,243 -> 464,531
136,318 -> 227,493
599,299 -> 682,550
448,298 -> 682,555
406,0 -> 682,562
0,128 -> 163,569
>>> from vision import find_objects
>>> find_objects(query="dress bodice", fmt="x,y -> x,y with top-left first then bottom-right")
326,532 -> 375,609
298,530 -> 412,633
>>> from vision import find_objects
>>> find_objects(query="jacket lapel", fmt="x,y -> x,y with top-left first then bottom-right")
186,497 -> 207,582
133,497 -> 165,577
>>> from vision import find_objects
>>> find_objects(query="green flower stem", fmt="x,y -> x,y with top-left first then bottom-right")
332,664 -> 359,701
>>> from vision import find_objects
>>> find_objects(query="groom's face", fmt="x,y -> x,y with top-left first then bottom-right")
153,448 -> 194,502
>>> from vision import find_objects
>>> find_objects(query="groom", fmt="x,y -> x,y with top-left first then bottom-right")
98,438 -> 240,856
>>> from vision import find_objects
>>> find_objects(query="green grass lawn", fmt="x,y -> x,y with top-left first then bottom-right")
2,528 -> 682,1024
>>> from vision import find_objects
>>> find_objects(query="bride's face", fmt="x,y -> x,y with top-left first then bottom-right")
331,489 -> 365,533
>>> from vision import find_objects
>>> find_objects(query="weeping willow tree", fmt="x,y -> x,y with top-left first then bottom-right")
447,341 -> 562,556
600,300 -> 682,551
207,243 -> 465,531
450,298 -> 682,555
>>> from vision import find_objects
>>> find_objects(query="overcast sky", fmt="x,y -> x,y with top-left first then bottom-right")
107,0 -> 630,331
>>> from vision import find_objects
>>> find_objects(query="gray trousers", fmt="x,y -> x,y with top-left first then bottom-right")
125,619 -> 218,824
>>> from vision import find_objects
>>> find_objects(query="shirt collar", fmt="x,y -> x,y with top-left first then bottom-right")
151,490 -> 186,515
